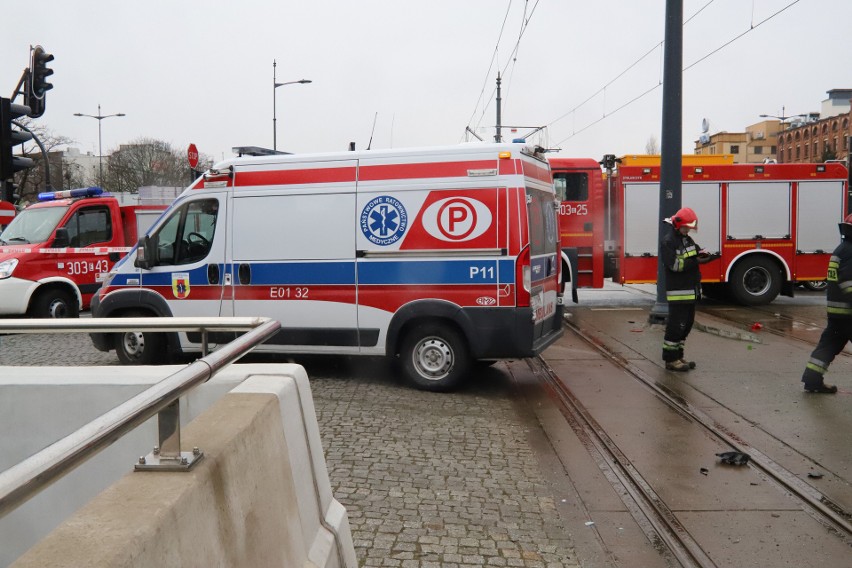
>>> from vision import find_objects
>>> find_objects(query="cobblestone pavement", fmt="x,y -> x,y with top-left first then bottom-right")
306,358 -> 578,568
1,333 -> 580,567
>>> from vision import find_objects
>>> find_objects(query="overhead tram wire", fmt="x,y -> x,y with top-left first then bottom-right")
466,0 -> 542,137
685,0 -> 802,71
463,0 -> 514,141
550,0 -> 804,147
545,0 -> 714,139
493,0 -> 541,124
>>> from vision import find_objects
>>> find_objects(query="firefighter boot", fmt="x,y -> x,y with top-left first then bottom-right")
803,382 -> 838,394
665,359 -> 691,372
679,359 -> 696,369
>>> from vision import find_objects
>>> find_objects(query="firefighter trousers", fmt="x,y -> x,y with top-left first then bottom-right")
662,302 -> 696,362
801,318 -> 852,387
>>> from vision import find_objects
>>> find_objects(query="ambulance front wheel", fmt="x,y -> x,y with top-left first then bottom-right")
400,324 -> 471,392
114,311 -> 166,365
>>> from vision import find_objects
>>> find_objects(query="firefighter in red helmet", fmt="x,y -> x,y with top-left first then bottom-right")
660,207 -> 713,371
798,213 -> 852,393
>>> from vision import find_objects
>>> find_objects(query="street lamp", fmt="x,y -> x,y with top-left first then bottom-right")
73,104 -> 125,187
759,106 -> 806,127
273,60 -> 311,151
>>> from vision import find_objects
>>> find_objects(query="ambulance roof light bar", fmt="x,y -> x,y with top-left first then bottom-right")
38,187 -> 103,202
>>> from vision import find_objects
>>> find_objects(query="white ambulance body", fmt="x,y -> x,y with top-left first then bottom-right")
91,143 -> 563,390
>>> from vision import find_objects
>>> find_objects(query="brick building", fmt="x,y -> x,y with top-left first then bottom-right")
695,89 -> 852,164
777,89 -> 852,163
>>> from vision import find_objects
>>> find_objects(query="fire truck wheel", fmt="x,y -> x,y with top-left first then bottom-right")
28,288 -> 79,319
114,312 -> 166,365
803,280 -> 828,292
400,324 -> 471,392
728,256 -> 782,306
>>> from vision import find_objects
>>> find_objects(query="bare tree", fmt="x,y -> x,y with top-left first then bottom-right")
104,138 -> 190,192
645,135 -> 660,155
11,118 -> 74,204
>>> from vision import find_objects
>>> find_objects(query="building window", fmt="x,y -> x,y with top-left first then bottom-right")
770,146 -> 777,154
796,145 -> 800,160
730,145 -> 740,154
804,145 -> 809,158
755,146 -> 763,154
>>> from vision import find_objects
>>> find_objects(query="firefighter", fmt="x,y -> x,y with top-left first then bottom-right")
660,207 -> 712,371
799,213 -> 852,394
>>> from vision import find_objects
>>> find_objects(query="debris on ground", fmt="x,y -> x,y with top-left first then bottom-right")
716,451 -> 751,466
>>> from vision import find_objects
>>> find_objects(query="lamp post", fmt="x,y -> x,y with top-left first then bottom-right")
73,104 -> 125,187
273,60 -> 311,151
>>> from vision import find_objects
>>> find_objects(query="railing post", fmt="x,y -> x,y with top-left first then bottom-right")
136,398 -> 204,472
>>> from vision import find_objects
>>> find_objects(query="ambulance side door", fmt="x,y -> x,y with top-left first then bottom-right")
227,163 -> 359,353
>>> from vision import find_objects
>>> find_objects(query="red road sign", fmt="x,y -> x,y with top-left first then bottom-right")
0,201 -> 16,224
187,143 -> 199,169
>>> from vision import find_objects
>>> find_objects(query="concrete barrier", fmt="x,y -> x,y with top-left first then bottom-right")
2,365 -> 356,568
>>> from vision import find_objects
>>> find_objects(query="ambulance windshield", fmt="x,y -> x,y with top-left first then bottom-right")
0,205 -> 69,245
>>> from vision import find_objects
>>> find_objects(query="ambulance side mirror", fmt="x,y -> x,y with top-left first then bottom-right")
134,235 -> 158,269
53,228 -> 69,248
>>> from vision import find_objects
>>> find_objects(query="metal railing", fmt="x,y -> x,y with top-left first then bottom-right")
0,316 -> 281,519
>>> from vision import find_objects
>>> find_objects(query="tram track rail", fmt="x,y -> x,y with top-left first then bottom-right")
533,316 -> 852,566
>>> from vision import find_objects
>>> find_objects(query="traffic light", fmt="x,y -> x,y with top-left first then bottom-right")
25,46 -> 54,118
0,98 -> 34,202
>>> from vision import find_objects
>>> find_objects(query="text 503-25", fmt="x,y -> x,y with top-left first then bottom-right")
559,203 -> 588,216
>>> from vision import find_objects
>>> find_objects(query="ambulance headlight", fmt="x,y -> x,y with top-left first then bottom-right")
0,258 -> 18,279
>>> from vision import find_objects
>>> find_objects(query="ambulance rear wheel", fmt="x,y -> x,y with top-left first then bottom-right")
29,288 -> 78,319
400,324 -> 471,392
115,311 -> 166,365
728,256 -> 781,306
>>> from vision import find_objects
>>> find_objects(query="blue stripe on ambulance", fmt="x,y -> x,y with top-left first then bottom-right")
109,259 -> 518,288
248,261 -> 355,285
358,259 -> 515,285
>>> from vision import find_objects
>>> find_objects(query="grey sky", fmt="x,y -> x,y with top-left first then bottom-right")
2,0 -> 848,165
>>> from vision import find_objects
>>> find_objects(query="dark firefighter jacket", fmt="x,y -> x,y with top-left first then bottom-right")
661,224 -> 702,303
826,236 -> 852,318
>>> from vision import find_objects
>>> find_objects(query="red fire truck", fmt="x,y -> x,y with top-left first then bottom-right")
0,188 -> 166,317
550,155 -> 849,305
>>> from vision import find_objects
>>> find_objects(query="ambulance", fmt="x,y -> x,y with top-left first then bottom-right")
90,143 -> 563,390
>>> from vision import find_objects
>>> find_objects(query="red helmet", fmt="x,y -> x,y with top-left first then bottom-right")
672,207 -> 698,230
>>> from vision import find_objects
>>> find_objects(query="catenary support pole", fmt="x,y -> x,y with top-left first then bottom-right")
649,0 -> 684,324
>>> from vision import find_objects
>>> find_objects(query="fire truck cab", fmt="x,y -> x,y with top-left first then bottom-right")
0,188 -> 165,317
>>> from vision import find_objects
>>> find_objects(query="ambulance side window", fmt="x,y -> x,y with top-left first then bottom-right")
151,199 -> 218,266
553,173 -> 588,202
65,206 -> 112,247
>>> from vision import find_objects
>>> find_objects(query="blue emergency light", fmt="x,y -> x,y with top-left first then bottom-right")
38,187 -> 104,202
